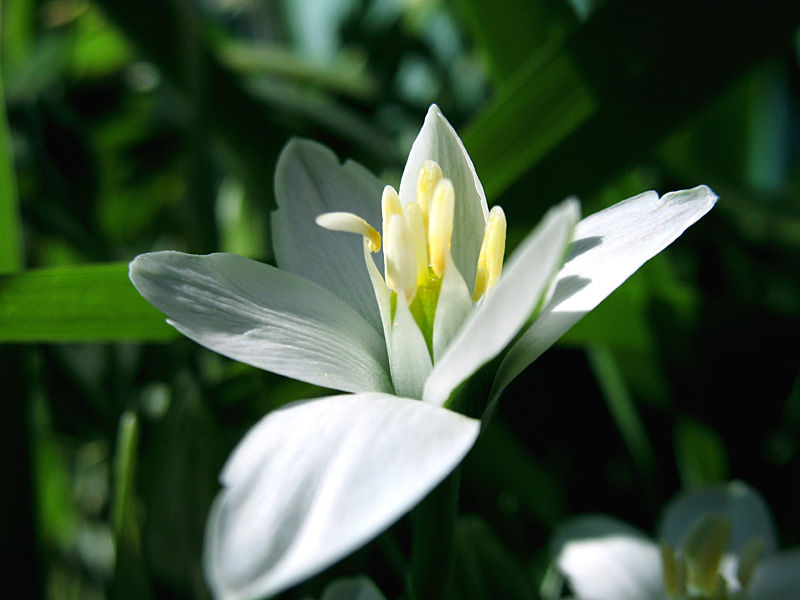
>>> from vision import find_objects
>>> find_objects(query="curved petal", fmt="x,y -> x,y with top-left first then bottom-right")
390,298 -> 433,399
552,515 -> 663,600
130,251 -> 391,394
493,185 -> 717,397
273,139 -> 386,333
205,393 -> 480,600
423,200 -> 579,406
399,105 -> 488,293
432,254 -> 473,362
750,548 -> 800,600
656,481 -> 778,556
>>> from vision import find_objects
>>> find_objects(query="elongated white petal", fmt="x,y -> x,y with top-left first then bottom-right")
552,515 -> 664,600
273,139 -> 385,333
130,251 -> 391,394
205,393 -> 480,600
750,548 -> 800,600
657,481 -> 778,556
494,185 -> 717,397
390,297 -> 433,398
423,200 -> 579,406
432,254 -> 473,362
399,105 -> 488,293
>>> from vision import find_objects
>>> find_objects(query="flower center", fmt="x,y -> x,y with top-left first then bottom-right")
660,515 -> 765,600
316,160 -> 507,354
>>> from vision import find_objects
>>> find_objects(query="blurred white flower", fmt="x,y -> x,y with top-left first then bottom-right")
551,481 -> 800,600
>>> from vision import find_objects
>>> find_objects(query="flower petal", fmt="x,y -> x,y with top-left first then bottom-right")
204,393 -> 480,600
273,139 -> 386,333
399,105 -> 488,293
494,185 -> 717,396
130,251 -> 391,394
552,515 -> 663,600
656,481 -> 778,556
750,548 -> 800,600
432,254 -> 473,363
390,297 -> 433,399
423,200 -> 579,406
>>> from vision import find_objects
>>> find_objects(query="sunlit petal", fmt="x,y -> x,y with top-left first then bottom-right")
205,393 -> 480,600
273,139 -> 386,332
423,199 -> 578,406
130,251 -> 391,394
493,185 -> 717,397
399,105 -> 488,293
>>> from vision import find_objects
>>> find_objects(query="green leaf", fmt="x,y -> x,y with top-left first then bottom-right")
0,8 -> 24,275
0,263 -> 178,342
462,0 -> 800,207
452,0 -> 578,85
674,417 -> 729,488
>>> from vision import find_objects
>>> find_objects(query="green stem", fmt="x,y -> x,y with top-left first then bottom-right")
407,468 -> 461,600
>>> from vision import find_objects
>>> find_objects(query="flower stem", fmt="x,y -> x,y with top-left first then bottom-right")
407,468 -> 461,600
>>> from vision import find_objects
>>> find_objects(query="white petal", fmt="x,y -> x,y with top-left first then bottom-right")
552,515 -> 664,600
273,139 -> 386,333
494,185 -> 717,396
423,200 -> 579,406
318,576 -> 387,600
205,393 -> 480,600
432,254 -> 473,362
389,297 -> 433,399
399,105 -> 488,293
130,251 -> 391,394
656,481 -> 778,556
750,548 -> 800,600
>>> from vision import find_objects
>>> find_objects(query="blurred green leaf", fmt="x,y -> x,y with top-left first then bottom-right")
445,515 -> 538,600
463,0 -> 800,209
0,263 -> 177,342
587,344 -> 656,483
674,417 -> 729,488
112,410 -> 153,599
0,11 -> 23,275
452,0 -> 578,85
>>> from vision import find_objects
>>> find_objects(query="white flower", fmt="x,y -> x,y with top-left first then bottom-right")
551,481 -> 800,600
130,105 -> 717,600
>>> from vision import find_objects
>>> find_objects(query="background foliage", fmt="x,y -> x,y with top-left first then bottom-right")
2,0 -> 800,598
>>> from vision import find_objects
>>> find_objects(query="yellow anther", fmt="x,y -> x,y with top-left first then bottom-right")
405,202 -> 429,286
472,206 -> 507,301
316,212 -> 381,252
684,515 -> 731,595
427,179 -> 455,278
384,214 -> 418,303
416,160 -> 443,230
736,536 -> 765,588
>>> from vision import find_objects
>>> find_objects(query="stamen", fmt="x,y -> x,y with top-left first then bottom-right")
736,536 -> 765,588
316,212 -> 381,252
416,160 -> 443,229
683,515 -> 731,595
428,179 -> 455,278
472,206 -> 507,301
385,214 -> 418,303
661,542 -> 680,598
405,202 -> 429,286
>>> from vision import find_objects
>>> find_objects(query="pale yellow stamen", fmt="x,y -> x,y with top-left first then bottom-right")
316,212 -> 381,252
416,160 -> 443,230
472,205 -> 507,301
384,214 -> 418,303
427,179 -> 454,278
405,202 -> 429,286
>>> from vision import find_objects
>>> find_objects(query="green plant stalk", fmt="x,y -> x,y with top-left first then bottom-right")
407,468 -> 461,600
